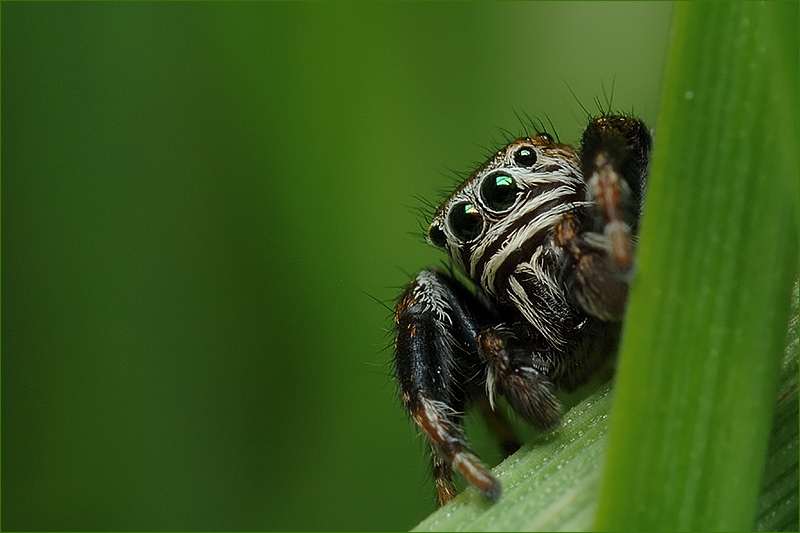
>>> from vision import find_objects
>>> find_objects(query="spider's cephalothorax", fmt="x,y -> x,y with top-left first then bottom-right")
393,114 -> 651,506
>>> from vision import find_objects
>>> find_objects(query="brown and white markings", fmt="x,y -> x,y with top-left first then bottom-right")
393,114 -> 652,506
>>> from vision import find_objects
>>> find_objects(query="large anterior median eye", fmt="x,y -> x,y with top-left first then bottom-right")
480,172 -> 520,212
447,201 -> 483,242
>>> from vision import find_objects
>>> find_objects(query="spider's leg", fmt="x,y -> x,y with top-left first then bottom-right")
394,269 -> 499,506
557,115 -> 651,320
579,115 -> 652,271
430,448 -> 458,505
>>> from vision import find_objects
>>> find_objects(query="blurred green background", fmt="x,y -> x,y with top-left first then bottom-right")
2,2 -> 673,531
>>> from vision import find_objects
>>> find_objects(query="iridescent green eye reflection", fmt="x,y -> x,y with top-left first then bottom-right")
448,201 -> 483,242
481,172 -> 520,211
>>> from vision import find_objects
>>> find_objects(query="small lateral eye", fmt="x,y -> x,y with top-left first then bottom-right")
514,145 -> 537,167
428,225 -> 447,248
480,172 -> 520,212
447,201 -> 483,242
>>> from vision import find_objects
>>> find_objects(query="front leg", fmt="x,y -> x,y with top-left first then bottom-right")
555,115 -> 652,321
394,269 -> 499,505
580,115 -> 652,272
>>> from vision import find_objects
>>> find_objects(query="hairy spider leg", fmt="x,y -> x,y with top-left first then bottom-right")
579,115 -> 652,272
551,115 -> 651,321
394,269 -> 503,506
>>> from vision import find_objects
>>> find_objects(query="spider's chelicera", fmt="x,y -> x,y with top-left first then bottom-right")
393,114 -> 652,506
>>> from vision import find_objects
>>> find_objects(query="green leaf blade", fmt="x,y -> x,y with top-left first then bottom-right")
595,3 -> 799,531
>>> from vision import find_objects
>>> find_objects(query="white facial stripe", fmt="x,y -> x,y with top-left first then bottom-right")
507,275 -> 568,347
475,193 -> 589,296
514,253 -> 564,301
471,182 -> 580,265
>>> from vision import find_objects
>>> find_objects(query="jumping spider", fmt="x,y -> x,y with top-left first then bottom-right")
393,114 -> 651,506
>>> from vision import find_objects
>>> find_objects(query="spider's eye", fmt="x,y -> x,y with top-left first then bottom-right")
447,201 -> 483,242
514,146 -> 537,167
428,225 -> 447,248
480,172 -> 520,212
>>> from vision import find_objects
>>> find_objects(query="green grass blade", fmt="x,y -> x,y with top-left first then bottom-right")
594,2 -> 799,531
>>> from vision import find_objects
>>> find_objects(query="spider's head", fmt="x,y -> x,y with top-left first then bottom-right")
427,135 -> 584,298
